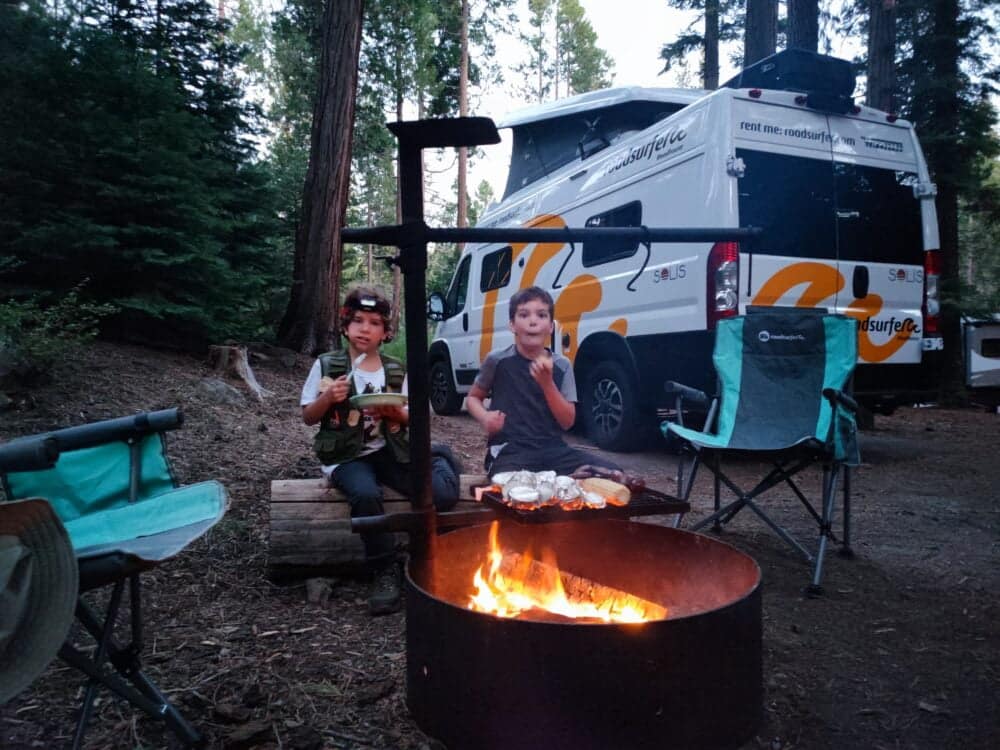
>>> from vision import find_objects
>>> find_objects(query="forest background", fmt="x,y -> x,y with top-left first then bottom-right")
1,0 -> 999,396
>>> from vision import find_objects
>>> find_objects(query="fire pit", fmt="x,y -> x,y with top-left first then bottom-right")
406,520 -> 762,750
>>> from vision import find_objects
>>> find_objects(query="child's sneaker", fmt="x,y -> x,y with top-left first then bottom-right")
369,563 -> 402,615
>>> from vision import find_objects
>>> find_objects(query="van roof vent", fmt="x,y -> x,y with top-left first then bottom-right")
723,48 -> 856,114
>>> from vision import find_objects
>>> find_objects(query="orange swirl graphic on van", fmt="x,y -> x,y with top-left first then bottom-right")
752,262 -> 915,362
554,275 -> 603,361
753,262 -> 844,308
478,214 -> 566,362
843,294 -> 917,362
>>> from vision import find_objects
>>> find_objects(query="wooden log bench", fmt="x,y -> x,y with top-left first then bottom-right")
268,473 -> 488,580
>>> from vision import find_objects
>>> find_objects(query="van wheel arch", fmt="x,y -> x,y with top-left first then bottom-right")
574,335 -> 645,452
428,344 -> 463,416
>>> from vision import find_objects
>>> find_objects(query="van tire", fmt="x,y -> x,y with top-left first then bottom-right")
583,361 -> 643,452
430,359 -> 463,415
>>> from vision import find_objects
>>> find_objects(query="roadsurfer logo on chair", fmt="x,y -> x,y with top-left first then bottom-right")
758,330 -> 806,343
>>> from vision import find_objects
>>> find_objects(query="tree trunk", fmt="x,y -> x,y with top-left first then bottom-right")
704,0 -> 719,90
866,0 -> 896,111
278,0 -> 364,355
787,0 -> 819,52
926,0 -> 963,393
744,0 -> 777,68
457,0 -> 469,249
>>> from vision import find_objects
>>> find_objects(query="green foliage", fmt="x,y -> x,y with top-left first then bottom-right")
659,0 -> 744,86
0,287 -> 116,371
958,159 -> 1000,316
0,2 -> 286,347
555,0 -> 613,95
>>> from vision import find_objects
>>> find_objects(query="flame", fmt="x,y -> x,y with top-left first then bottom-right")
467,522 -> 665,623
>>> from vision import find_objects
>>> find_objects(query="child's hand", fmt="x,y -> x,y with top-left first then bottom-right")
319,374 -> 350,404
529,352 -> 554,388
483,410 -> 506,436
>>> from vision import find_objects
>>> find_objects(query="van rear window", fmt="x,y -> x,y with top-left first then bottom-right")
737,149 -> 837,260
737,149 -> 923,266
833,162 -> 922,265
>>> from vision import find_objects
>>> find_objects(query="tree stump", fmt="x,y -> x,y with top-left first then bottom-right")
208,345 -> 273,402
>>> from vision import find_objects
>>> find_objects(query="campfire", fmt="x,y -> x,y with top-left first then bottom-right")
468,522 -> 667,623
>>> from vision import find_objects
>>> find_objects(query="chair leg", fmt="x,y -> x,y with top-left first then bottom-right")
742,498 -> 814,561
806,465 -> 841,597
71,580 -> 126,749
65,582 -> 202,748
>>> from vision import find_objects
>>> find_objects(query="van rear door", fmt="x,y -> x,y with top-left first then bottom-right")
828,117 -> 925,365
733,97 -> 926,366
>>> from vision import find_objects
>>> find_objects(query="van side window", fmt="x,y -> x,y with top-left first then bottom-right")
445,254 -> 471,317
480,246 -> 513,292
582,201 -> 643,267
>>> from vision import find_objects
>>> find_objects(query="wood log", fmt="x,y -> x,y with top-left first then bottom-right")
268,474 -> 488,579
494,551 -> 668,621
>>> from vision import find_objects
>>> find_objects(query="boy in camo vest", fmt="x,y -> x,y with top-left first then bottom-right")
301,285 -> 461,615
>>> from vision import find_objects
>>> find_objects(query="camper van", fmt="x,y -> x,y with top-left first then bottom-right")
428,50 -> 944,451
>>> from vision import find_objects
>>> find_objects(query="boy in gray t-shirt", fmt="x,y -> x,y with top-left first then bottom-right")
466,286 -> 622,477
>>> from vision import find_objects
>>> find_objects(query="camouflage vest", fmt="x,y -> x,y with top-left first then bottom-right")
312,350 -> 409,466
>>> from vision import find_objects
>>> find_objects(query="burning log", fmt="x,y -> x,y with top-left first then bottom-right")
487,551 -> 668,622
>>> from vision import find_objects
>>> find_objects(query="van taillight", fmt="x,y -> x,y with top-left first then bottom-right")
708,241 -> 739,330
923,250 -> 941,335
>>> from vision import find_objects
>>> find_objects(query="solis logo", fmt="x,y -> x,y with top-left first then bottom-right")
889,267 -> 923,283
652,264 -> 687,283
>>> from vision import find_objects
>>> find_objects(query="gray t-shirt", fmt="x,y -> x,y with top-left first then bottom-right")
474,345 -> 576,450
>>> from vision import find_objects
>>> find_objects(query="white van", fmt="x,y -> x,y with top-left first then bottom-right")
428,50 -> 944,450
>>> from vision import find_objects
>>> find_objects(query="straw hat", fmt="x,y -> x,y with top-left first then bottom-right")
0,498 -> 78,704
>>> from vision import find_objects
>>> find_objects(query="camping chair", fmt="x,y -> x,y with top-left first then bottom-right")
661,310 -> 860,595
0,409 -> 227,748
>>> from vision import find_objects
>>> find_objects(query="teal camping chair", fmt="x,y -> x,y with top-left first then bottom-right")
0,409 -> 226,748
661,310 -> 860,594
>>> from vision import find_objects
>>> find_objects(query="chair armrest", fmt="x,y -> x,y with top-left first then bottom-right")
45,409 -> 183,452
822,388 -> 859,413
664,381 -> 710,406
0,436 -> 59,472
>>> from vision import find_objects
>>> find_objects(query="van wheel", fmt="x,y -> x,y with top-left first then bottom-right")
429,359 -> 463,415
584,361 -> 642,452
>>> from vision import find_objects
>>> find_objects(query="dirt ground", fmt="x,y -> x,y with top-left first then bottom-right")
1,341 -> 997,750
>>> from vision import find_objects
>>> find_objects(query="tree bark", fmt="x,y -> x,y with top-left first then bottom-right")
787,0 -> 819,52
278,0 -> 364,355
704,0 -> 719,90
866,0 -> 896,112
744,0 -> 777,68
925,0 -> 963,392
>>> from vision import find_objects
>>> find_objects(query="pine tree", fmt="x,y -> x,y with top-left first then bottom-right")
660,0 -> 743,90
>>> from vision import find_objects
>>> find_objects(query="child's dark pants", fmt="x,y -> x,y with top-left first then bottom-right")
331,447 -> 460,566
